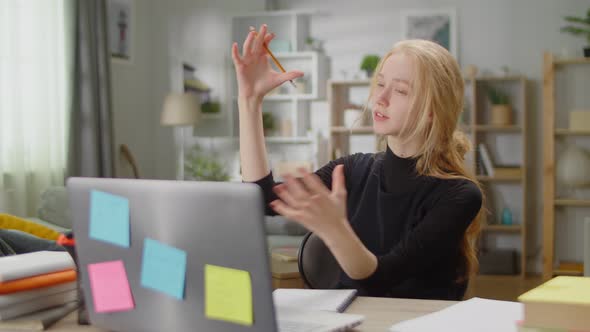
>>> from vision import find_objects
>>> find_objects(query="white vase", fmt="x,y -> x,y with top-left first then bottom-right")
556,145 -> 590,188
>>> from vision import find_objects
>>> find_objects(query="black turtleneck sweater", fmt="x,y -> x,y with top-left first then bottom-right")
254,147 -> 482,300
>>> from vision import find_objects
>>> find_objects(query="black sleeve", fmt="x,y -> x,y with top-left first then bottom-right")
350,181 -> 482,293
249,154 -> 360,216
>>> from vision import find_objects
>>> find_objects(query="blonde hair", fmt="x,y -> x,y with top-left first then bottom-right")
369,39 -> 485,281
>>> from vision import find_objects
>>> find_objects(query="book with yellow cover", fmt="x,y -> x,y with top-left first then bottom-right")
518,276 -> 590,330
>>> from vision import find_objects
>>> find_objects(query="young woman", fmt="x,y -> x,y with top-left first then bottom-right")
232,25 -> 483,300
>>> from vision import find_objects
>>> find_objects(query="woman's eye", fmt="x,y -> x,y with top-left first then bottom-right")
395,89 -> 408,95
376,83 -> 385,88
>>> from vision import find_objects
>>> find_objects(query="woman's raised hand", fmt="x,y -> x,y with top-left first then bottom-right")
231,24 -> 303,102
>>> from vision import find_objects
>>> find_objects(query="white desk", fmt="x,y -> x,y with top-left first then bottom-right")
49,297 -> 456,332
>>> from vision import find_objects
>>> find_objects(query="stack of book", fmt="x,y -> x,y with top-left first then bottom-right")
0,251 -> 78,330
477,143 -> 522,178
518,276 -> 590,331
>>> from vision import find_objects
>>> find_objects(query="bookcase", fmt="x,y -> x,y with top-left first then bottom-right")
327,79 -> 379,160
463,75 -> 528,279
542,52 -> 590,280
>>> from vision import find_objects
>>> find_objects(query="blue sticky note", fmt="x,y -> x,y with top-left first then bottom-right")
140,238 -> 187,300
89,190 -> 130,248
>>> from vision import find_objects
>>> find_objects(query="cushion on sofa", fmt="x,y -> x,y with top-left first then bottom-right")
0,213 -> 61,240
37,186 -> 71,229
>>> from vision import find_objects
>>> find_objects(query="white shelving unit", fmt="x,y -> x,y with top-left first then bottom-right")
230,10 -> 328,170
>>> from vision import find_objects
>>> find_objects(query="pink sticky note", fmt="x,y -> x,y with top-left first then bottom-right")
87,260 -> 135,313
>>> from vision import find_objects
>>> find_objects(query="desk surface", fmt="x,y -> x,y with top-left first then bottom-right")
49,297 -> 455,332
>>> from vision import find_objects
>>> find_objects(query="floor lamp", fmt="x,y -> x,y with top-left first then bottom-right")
161,93 -> 201,180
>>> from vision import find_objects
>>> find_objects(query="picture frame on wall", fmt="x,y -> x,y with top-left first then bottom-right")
107,0 -> 134,64
401,9 -> 458,60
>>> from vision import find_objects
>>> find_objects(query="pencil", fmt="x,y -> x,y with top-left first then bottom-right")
249,26 -> 297,88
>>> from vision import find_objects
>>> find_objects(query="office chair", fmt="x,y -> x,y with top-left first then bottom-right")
298,231 -> 469,300
297,232 -> 342,289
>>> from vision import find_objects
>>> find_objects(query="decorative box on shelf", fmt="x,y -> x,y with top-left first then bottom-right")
569,110 -> 590,131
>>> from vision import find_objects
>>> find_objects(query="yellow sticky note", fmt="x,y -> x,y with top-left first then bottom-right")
204,264 -> 253,326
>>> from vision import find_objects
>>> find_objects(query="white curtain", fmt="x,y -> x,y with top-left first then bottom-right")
0,0 -> 74,216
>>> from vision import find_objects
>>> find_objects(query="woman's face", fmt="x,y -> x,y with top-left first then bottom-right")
370,52 -> 414,137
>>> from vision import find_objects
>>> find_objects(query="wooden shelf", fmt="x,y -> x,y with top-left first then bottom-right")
330,126 -> 373,134
554,57 -> 590,66
555,128 -> 590,136
554,199 -> 590,207
474,125 -> 522,132
475,274 -> 522,281
264,94 -> 316,101
265,137 -> 313,144
483,225 -> 522,233
476,175 -> 522,182
465,75 -> 525,82
553,262 -> 584,276
329,79 -> 370,87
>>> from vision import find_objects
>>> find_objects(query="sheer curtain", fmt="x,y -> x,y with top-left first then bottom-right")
0,0 -> 74,216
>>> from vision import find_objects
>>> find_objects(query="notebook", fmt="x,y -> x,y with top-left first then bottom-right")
273,289 -> 357,313
0,289 -> 78,320
0,302 -> 79,331
0,251 -> 75,282
0,282 -> 77,307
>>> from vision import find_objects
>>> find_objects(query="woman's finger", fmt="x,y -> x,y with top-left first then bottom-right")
275,70 -> 304,86
331,165 -> 347,198
299,170 -> 330,196
252,24 -> 267,54
231,42 -> 243,66
263,32 -> 275,46
270,199 -> 301,221
283,174 -> 309,200
242,30 -> 256,56
273,184 -> 301,209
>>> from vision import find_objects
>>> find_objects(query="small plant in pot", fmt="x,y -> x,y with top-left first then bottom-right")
488,87 -> 512,126
262,112 -> 276,136
560,8 -> 590,57
184,145 -> 230,182
360,55 -> 381,78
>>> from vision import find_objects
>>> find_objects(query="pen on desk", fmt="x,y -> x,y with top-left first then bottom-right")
249,26 -> 297,88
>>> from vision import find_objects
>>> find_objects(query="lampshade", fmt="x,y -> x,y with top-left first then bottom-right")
161,92 -> 201,126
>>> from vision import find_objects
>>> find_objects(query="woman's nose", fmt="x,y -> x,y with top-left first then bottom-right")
376,89 -> 390,107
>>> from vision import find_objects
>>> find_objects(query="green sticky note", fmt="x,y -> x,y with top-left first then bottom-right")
204,264 -> 253,326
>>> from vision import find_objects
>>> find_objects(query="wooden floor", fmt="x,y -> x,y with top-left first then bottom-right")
464,275 -> 544,301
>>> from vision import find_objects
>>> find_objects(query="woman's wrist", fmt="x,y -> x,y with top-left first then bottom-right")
238,95 -> 263,110
321,219 -> 355,249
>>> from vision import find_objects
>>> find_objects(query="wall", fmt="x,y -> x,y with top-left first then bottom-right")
149,0 -> 266,179
111,0 -> 266,180
275,0 -> 590,273
110,0 -> 155,179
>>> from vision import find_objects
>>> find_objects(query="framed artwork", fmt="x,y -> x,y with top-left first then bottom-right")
107,0 -> 134,64
401,9 -> 458,59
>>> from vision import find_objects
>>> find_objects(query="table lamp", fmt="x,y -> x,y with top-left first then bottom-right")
161,92 -> 201,180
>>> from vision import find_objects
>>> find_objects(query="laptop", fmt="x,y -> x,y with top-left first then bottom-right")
67,177 -> 364,332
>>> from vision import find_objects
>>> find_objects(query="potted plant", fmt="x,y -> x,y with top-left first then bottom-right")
360,55 -> 381,78
184,145 -> 230,182
201,101 -> 220,114
262,112 -> 276,136
560,8 -> 590,57
488,87 -> 512,126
